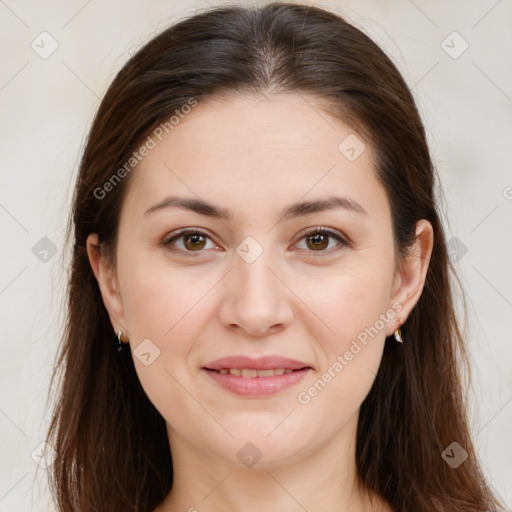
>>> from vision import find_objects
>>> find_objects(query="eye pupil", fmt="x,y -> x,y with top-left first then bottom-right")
307,233 -> 329,251
184,234 -> 206,250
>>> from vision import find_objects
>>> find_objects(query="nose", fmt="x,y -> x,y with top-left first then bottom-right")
218,249 -> 294,337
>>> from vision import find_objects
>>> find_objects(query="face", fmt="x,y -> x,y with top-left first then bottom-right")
88,93 -> 431,469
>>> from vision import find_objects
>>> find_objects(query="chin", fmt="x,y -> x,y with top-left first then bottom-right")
206,431 -> 315,470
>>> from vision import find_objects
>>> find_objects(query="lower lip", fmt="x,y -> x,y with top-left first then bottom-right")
203,368 -> 311,397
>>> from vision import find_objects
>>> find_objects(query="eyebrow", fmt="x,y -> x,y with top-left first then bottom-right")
144,194 -> 368,221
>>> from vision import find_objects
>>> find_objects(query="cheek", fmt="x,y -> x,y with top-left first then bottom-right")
117,256 -> 221,397
299,263 -> 394,346
293,267 -> 393,408
118,260 -> 213,429
119,253 -> 212,342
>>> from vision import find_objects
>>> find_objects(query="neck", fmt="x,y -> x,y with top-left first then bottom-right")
155,413 -> 388,512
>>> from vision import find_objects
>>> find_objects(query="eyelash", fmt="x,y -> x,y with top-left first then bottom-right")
162,226 -> 350,257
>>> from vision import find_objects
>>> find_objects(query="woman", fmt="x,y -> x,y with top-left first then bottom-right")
45,2 -> 507,511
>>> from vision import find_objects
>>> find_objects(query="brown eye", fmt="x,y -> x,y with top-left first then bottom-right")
183,233 -> 207,251
295,227 -> 348,255
163,229 -> 217,255
306,232 -> 330,251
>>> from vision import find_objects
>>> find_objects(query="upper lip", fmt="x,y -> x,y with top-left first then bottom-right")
203,355 -> 312,371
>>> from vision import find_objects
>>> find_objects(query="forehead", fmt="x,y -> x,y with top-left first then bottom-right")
124,92 -> 387,221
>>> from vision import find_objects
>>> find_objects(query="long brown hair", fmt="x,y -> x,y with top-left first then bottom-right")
45,2 -> 507,511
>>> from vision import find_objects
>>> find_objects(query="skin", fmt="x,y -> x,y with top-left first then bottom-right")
87,92 -> 433,512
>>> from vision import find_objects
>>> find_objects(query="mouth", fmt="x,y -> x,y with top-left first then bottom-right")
202,356 -> 312,397
203,355 -> 312,372
203,367 -> 309,377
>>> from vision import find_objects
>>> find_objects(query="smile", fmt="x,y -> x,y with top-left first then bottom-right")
203,366 -> 311,396
212,368 -> 299,377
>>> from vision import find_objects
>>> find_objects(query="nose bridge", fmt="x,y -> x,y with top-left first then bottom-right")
234,241 -> 282,309
237,247 -> 278,299
221,238 -> 293,335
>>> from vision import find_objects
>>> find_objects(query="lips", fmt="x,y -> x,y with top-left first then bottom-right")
216,368 -> 295,377
202,355 -> 312,397
203,355 -> 311,373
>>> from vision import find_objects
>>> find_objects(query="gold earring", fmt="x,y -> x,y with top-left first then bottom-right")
394,321 -> 403,343
117,330 -> 129,352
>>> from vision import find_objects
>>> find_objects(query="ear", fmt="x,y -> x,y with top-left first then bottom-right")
86,233 -> 129,339
386,219 -> 434,336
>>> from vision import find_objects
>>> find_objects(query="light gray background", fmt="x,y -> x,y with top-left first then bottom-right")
1,1 -> 511,510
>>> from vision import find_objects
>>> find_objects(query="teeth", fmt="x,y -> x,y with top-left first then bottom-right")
216,368 -> 299,377
257,369 -> 275,377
